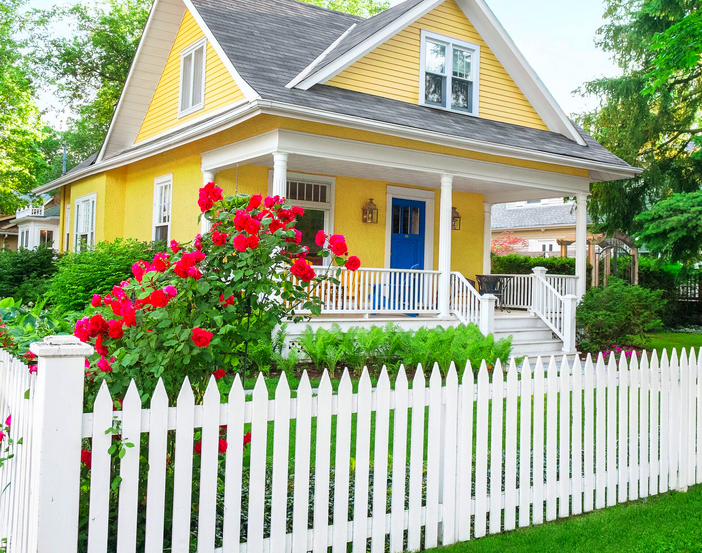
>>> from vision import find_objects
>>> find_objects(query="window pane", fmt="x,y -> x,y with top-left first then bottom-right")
401,206 -> 410,234
451,78 -> 473,112
425,73 -> 445,105
452,48 -> 471,80
392,205 -> 401,234
425,40 -> 446,74
181,54 -> 193,110
410,207 -> 420,235
191,46 -> 204,106
295,209 -> 326,265
154,225 -> 169,242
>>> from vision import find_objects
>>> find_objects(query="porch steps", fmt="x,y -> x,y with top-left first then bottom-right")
494,311 -> 578,362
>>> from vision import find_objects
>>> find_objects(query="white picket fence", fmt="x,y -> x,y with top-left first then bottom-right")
2,337 -> 702,553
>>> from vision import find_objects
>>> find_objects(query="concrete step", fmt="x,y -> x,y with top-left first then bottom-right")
494,327 -> 555,342
494,314 -> 550,331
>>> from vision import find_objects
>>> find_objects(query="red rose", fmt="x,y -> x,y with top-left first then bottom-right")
122,308 -> 136,327
247,194 -> 262,211
152,253 -> 170,272
264,195 -> 276,208
132,261 -> 147,282
243,432 -> 252,449
88,314 -> 108,337
170,240 -> 180,253
173,263 -> 189,279
191,327 -> 214,347
247,235 -> 260,249
194,440 -> 202,454
292,206 -> 304,217
23,350 -> 36,361
107,319 -> 124,340
233,234 -> 248,252
97,356 -> 113,373
218,438 -> 228,453
150,289 -> 169,308
213,368 -> 226,379
91,294 -> 102,307
81,449 -> 92,469
193,250 -> 205,263
328,234 -> 348,256
346,256 -> 361,271
198,194 -> 214,212
211,230 -> 228,246
220,294 -> 235,306
194,234 -> 203,251
233,211 -> 250,232
286,229 -> 302,245
315,230 -> 326,247
290,258 -> 316,282
187,266 -> 202,280
243,218 -> 260,235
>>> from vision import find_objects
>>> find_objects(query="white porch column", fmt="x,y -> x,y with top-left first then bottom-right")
438,174 -> 453,318
272,152 -> 288,198
483,202 -> 492,275
201,170 -> 216,233
575,193 -> 588,299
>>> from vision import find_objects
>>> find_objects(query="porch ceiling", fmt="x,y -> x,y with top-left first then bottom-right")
201,129 -> 593,203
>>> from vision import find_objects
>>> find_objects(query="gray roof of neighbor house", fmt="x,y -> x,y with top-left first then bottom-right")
491,201 -> 593,230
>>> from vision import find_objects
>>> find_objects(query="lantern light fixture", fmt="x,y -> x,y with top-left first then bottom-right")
362,198 -> 379,224
451,206 -> 461,231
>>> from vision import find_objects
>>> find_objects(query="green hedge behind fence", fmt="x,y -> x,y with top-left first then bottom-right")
491,253 -> 577,275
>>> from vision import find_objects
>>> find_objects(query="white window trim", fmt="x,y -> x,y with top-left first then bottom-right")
36,226 -> 57,250
178,37 -> 207,118
74,192 -> 97,252
152,174 -> 173,242
384,185 -> 435,270
267,171 -> 336,265
419,30 -> 480,117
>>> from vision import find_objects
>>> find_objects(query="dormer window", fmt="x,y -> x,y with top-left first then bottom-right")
420,31 -> 479,116
179,38 -> 206,117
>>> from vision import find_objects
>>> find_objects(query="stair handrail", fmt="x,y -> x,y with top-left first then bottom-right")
450,272 -> 496,335
531,267 -> 577,353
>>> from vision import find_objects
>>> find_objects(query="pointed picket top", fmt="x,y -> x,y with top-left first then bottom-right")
95,378 -> 113,406
507,358 -> 518,384
414,364 -> 426,387
560,354 -> 570,376
495,358 -> 503,373
297,369 -> 312,395
651,348 -> 659,367
662,347 -> 671,367
534,356 -> 545,378
359,366 -> 372,394
547,356 -> 559,381
318,369 -> 333,395
124,379 -> 142,409
275,370 -> 290,400
572,354 -> 583,376
630,349 -> 639,372
641,349 -> 649,371
522,357 -> 532,378
606,350 -> 617,375
377,365 -> 391,391
229,373 -> 244,404
429,362 -> 442,387
338,367 -> 352,394
478,360 -> 489,386
396,364 -> 408,390
689,347 -> 697,370
463,360 -> 475,386
203,374 -> 221,402
493,359 -> 504,386
619,350 -> 629,372
177,375 -> 195,403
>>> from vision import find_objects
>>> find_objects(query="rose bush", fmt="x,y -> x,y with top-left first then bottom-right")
74,184 -> 359,403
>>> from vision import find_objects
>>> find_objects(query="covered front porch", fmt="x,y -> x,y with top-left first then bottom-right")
200,128 -> 591,354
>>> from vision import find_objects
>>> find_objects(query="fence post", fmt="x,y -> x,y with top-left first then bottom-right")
480,294 -> 496,335
531,267 -> 547,315
562,294 -> 578,354
27,335 -> 93,553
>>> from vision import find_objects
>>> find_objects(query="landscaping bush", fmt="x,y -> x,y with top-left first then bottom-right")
297,322 -> 512,375
46,239 -> 165,311
491,253 -> 577,275
0,245 -> 57,301
577,278 -> 667,352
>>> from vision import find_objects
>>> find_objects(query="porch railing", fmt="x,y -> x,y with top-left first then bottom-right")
449,272 -> 483,327
531,268 -> 577,353
499,274 -> 578,310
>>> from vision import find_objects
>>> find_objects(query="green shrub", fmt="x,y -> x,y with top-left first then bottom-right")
577,278 -> 667,352
46,239 -> 164,311
491,253 -> 577,275
0,245 -> 58,301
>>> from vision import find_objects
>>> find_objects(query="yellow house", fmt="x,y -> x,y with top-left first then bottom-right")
35,0 -> 639,356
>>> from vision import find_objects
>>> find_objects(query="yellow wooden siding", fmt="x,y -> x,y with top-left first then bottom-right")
135,10 -> 245,143
327,0 -> 548,131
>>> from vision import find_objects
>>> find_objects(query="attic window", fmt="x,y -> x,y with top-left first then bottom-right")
179,38 -> 207,117
420,31 -> 479,116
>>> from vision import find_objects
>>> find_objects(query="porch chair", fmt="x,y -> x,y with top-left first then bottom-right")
476,275 -> 512,312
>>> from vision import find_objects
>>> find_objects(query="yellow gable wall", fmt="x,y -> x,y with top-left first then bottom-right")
327,0 -> 548,131
135,10 -> 246,143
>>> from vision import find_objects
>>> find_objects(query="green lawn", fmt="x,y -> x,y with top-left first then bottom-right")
428,485 -> 702,553
647,332 -> 702,357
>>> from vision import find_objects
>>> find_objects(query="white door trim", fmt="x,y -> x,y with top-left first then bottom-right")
384,185 -> 435,270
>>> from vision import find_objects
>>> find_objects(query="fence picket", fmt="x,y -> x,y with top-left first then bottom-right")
222,375 -> 245,550
558,356 -> 571,518
489,361 -> 504,534
660,351 -> 670,493
594,355 -> 606,509
292,371 -> 312,553
248,373 -> 269,552
518,359 -> 532,528
474,362 -> 490,537
425,365 -> 442,548
116,380 -> 142,553
87,382 -> 113,553
618,354 -> 629,503
649,352 -> 660,496
639,353 -> 650,499
271,373 -> 291,553
390,367 -> 409,553
172,378 -> 195,553
669,350 -> 679,490
504,359 -> 518,531
198,377 -> 221,553
408,367 -> 426,551
545,357 -> 558,522
353,368 -> 372,553
606,355 -> 617,507
313,371 -> 333,553
571,357 -> 583,515
144,379 -> 169,553
629,354 -> 640,500
686,350 -> 696,487
333,370 -> 353,553
680,350 -> 690,489
441,363 -> 459,545
457,362 -> 474,539
696,349 -> 702,484
371,368 -> 390,553
532,358 -> 545,525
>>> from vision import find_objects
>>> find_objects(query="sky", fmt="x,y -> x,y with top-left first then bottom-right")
28,0 -> 622,126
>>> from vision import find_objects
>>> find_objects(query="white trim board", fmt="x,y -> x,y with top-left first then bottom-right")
384,185 -> 435,270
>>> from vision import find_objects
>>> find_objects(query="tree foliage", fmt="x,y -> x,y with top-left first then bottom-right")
302,0 -> 388,16
578,0 -> 702,235
0,0 -> 48,211
491,232 -> 529,255
634,190 -> 702,265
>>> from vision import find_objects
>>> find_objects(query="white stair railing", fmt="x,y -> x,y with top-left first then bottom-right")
531,267 -> 577,353
449,272 -> 495,335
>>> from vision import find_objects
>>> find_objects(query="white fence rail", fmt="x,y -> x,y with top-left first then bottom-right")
2,337 -> 702,553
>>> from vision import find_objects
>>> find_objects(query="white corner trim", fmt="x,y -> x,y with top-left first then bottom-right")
181,0 -> 260,102
295,0 -> 444,90
384,185 -> 435,270
287,23 -> 358,89
454,0 -> 586,145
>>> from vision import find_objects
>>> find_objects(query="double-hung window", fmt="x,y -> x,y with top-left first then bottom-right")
74,193 -> 96,252
64,204 -> 70,251
19,228 -> 29,249
153,175 -> 173,242
179,38 -> 206,117
420,31 -> 479,116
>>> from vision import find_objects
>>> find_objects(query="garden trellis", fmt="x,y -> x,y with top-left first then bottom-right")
1,336 -> 701,553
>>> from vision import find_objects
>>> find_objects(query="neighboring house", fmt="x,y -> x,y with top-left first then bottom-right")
10,197 -> 60,250
491,198 -> 593,257
34,0 -> 639,356
0,215 -> 19,251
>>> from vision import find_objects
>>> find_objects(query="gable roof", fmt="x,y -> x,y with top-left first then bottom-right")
492,201 -> 593,231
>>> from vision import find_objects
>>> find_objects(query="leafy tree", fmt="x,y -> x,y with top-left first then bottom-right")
491,232 -> 529,255
302,0 -> 388,16
0,0 -> 48,211
634,191 -> 702,265
577,0 -> 702,235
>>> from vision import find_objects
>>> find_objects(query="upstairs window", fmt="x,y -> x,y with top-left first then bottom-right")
179,38 -> 206,117
74,193 -> 96,252
153,175 -> 173,242
420,31 -> 479,116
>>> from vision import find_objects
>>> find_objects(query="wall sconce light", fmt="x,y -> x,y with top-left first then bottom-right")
362,198 -> 379,224
452,206 -> 461,231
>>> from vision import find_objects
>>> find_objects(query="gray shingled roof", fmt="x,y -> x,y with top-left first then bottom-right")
190,0 -> 634,169
492,201 -> 593,230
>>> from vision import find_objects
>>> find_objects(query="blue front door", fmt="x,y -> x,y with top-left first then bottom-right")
390,198 -> 425,270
